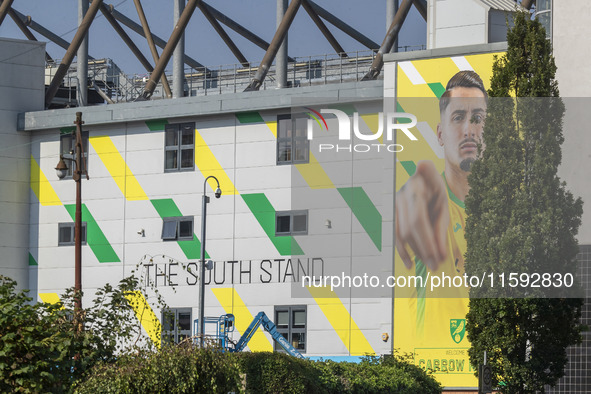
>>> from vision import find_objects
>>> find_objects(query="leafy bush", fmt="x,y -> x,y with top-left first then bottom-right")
76,350 -> 441,394
315,355 -> 442,394
74,346 -> 242,394
238,352 -> 324,393
0,275 -> 160,393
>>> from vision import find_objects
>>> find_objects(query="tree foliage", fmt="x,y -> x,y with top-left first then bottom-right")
0,275 -> 160,393
464,11 -> 584,393
75,350 -> 442,394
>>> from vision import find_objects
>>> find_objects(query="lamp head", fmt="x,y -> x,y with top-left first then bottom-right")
214,187 -> 222,199
55,157 -> 68,180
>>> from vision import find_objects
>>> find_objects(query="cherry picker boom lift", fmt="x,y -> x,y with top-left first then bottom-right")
194,311 -> 304,359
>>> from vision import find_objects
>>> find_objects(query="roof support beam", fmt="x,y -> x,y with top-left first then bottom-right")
245,0 -> 302,91
307,1 -> 379,50
362,0 -> 413,80
11,8 -> 76,52
197,2 -> 249,67
173,0 -> 185,98
202,2 -> 295,62
0,0 -> 14,26
7,8 -> 54,63
301,0 -> 347,57
132,0 -> 172,98
101,2 -> 207,72
45,0 -> 103,108
78,0 -> 89,107
412,0 -> 427,21
140,0 -> 200,99
98,3 -> 154,76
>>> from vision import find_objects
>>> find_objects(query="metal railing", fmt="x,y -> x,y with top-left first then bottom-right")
44,46 -> 426,106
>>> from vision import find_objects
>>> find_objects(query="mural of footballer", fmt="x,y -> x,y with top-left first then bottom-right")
394,70 -> 487,380
395,70 -> 487,277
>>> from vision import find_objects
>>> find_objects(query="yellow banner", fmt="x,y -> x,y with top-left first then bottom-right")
393,53 -> 501,389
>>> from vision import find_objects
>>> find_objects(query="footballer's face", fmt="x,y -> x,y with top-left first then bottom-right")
437,87 -> 487,173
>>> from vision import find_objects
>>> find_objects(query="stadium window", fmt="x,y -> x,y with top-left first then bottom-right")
276,210 -> 308,236
161,217 -> 194,241
59,130 -> 89,178
58,222 -> 87,246
162,308 -> 192,345
277,114 -> 309,165
274,305 -> 306,353
164,122 -> 195,171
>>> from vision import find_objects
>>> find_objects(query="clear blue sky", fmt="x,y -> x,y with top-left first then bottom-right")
0,0 -> 426,74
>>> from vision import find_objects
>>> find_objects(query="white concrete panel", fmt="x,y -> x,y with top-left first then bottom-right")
435,0 -> 486,29
0,132 -> 31,159
235,140 -> 277,168
83,198 -> 125,222
0,265 -> 29,288
436,25 -> 488,48
0,86 -> 44,112
200,143 -> 236,173
234,166 -> 292,193
234,237 -> 285,260
0,38 -> 45,66
554,0 -> 591,97
558,100 -> 591,244
0,201 -> 29,224
235,122 -> 276,144
0,223 -> 29,248
197,122 -> 236,146
122,148 -> 165,176
127,126 -> 164,152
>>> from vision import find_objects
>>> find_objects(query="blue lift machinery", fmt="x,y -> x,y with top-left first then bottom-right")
194,312 -> 305,359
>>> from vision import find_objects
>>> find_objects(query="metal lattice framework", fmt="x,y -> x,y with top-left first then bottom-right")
0,0 -> 530,108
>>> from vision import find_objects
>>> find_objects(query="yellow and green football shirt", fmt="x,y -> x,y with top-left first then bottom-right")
394,173 -> 475,387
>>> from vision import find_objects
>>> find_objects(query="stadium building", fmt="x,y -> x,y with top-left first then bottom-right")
1,0 -> 589,391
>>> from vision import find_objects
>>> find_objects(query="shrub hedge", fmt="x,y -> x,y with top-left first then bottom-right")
75,349 -> 442,394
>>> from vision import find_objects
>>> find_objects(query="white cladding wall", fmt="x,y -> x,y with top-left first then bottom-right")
0,38 -> 44,290
427,0 -> 513,49
30,106 -> 393,357
553,0 -> 591,244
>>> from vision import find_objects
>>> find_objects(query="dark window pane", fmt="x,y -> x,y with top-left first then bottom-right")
162,220 -> 177,240
276,311 -> 289,328
291,332 -> 305,350
278,118 -> 291,138
179,220 -> 193,238
163,312 -> 175,331
293,214 -> 307,233
61,135 -> 73,155
181,128 -> 194,145
293,310 -> 306,328
162,333 -> 174,344
181,149 -> 194,169
165,129 -> 178,147
59,226 -> 72,243
165,151 -> 178,170
278,142 -> 292,163
294,117 -> 308,137
178,312 -> 191,330
276,215 -> 291,234
81,224 -> 87,243
294,141 -> 308,162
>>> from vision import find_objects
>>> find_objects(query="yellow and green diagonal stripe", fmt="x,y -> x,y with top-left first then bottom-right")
151,198 -> 209,260
64,204 -> 120,263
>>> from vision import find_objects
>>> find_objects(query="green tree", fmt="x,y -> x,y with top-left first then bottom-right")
464,11 -> 584,393
0,275 -> 161,393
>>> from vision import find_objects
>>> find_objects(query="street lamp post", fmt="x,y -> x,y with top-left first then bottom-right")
199,175 -> 222,347
55,112 -> 89,315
